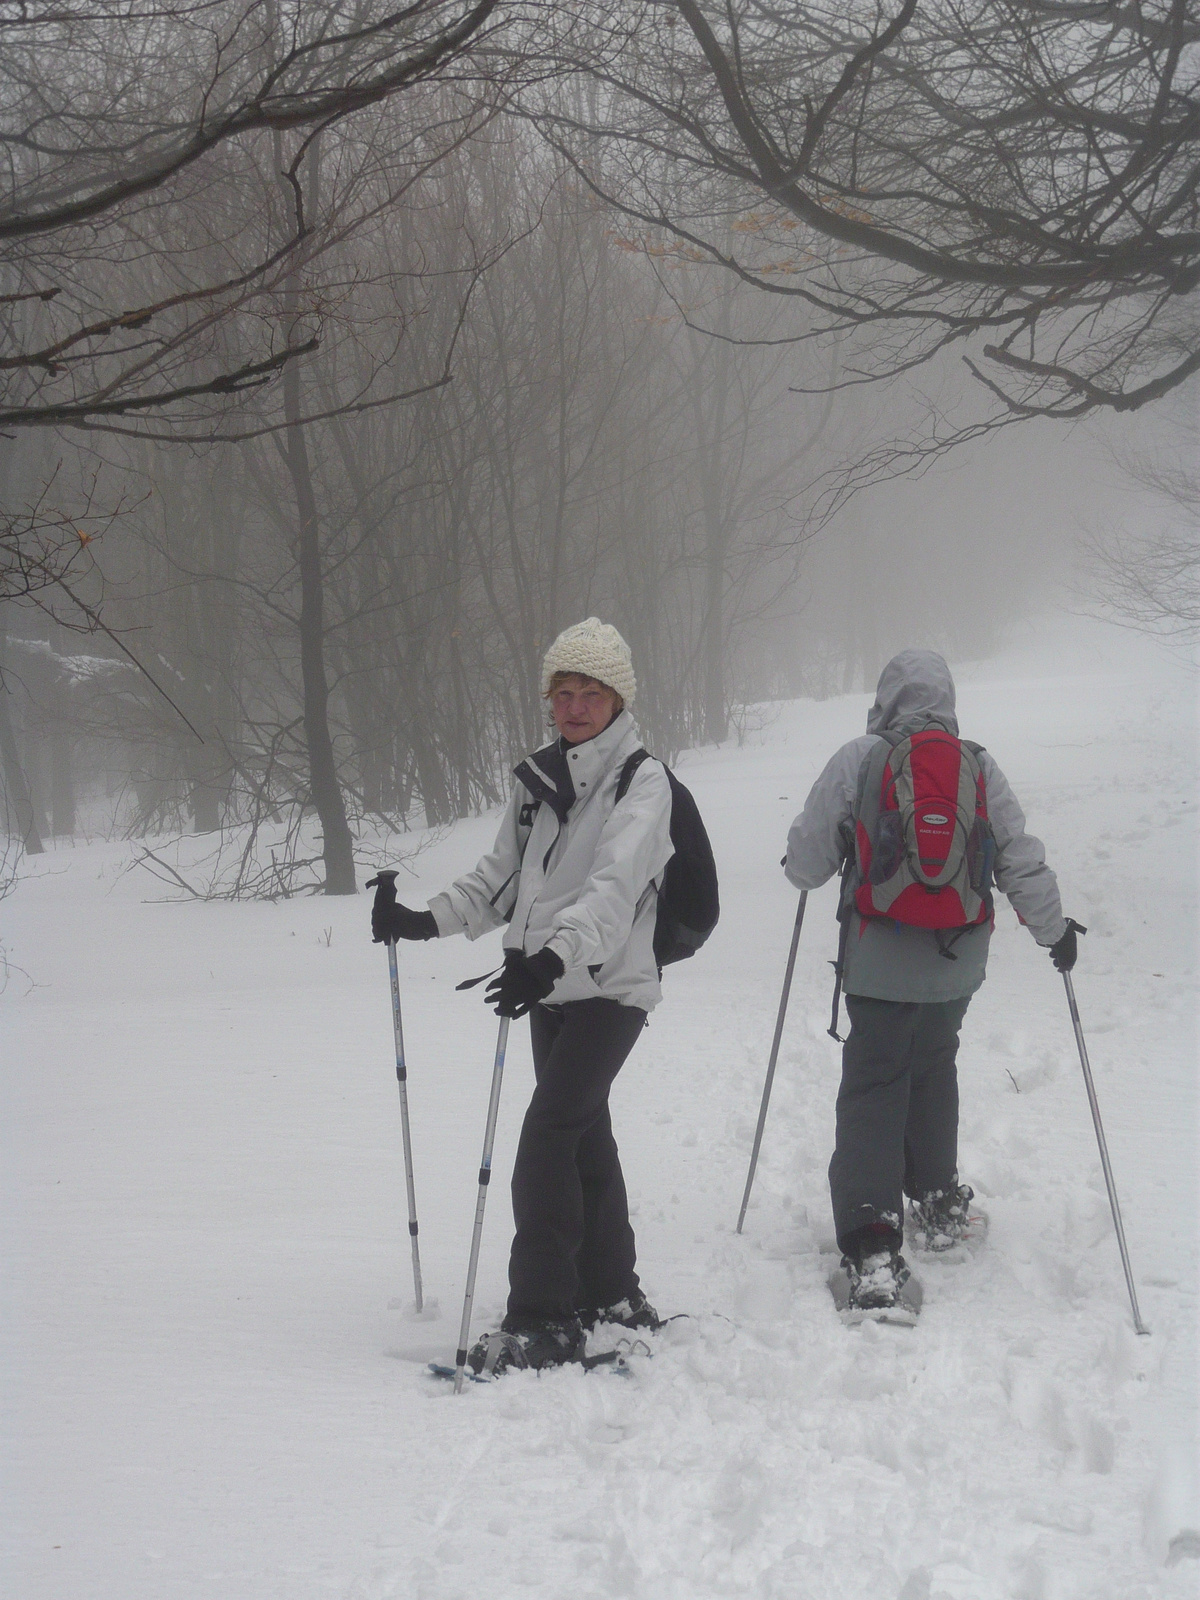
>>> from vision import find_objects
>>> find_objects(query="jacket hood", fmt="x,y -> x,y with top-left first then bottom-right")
866,650 -> 958,737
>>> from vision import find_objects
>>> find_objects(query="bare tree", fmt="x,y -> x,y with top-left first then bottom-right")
0,0 -> 512,626
2,4 -> 516,889
3,88 -> 899,877
0,1 -> 506,423
1085,392 -> 1200,634
534,1 -> 1200,420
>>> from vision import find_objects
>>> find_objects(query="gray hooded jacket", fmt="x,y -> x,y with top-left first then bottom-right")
785,650 -> 1068,1003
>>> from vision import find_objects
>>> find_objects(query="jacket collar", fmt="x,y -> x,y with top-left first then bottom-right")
514,741 -> 574,822
513,710 -> 641,822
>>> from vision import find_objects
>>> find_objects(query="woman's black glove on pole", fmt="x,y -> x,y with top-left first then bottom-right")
366,874 -> 438,943
485,948 -> 565,1018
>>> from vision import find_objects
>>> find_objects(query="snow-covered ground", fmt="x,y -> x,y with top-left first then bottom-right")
4,616 -> 1197,1600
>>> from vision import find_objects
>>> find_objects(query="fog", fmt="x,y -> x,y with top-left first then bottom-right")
3,349 -> 1180,888
2,4 -> 1196,896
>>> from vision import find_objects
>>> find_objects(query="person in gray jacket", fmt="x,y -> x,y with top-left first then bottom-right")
370,619 -> 673,1374
785,649 -> 1083,1315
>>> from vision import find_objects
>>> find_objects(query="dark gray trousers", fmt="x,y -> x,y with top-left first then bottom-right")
829,994 -> 972,1252
506,998 -> 646,1323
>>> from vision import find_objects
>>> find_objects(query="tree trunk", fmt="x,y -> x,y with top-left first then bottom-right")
189,775 -> 221,833
282,337 -> 357,895
0,633 -> 44,854
274,134 -> 355,895
702,543 -> 727,744
699,429 -> 731,744
51,729 -> 75,837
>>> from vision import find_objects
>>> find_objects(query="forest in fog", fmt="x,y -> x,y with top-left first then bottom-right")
2,1 -> 1196,896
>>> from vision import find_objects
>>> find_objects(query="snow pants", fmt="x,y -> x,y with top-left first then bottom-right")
829,994 -> 972,1253
506,997 -> 646,1324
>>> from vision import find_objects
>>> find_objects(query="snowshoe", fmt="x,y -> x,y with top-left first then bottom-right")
466,1315 -> 585,1378
428,1345 -> 634,1384
427,1362 -> 489,1384
829,1244 -> 922,1327
908,1181 -> 985,1254
578,1290 -> 665,1332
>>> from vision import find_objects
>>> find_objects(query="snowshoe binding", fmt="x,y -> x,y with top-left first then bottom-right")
829,1237 -> 922,1327
466,1315 -> 585,1379
908,1181 -> 985,1254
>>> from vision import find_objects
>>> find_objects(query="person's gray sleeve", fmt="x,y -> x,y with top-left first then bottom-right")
543,761 -> 674,971
982,752 -> 1069,946
785,737 -> 876,891
427,791 -> 525,940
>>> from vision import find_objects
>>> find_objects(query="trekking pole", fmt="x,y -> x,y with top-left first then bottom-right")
737,891 -> 808,1233
1061,970 -> 1149,1335
384,930 -> 424,1313
453,1015 -> 511,1393
370,868 -> 424,1310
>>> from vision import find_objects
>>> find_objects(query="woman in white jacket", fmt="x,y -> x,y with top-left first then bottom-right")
370,620 -> 673,1376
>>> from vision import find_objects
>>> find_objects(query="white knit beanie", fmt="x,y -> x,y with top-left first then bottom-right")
540,618 -> 637,707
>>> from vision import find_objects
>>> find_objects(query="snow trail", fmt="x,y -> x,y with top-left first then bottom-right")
3,618 -> 1196,1599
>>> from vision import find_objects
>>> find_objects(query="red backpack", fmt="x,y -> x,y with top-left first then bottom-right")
853,727 -> 995,929
828,725 -> 995,1039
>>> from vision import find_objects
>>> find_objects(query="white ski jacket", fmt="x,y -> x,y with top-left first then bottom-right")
428,711 -> 674,1013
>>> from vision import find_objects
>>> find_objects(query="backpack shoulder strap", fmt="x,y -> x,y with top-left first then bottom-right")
615,747 -> 652,804
853,735 -> 895,816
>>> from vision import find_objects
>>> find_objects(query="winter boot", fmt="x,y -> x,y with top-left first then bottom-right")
466,1315 -> 585,1378
908,1181 -> 975,1252
832,1223 -> 921,1324
578,1289 -> 664,1332
844,1244 -> 912,1313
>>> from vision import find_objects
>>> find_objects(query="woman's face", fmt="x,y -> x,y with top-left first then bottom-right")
550,675 -> 620,744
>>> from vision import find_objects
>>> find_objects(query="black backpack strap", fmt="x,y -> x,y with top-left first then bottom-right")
615,747 -> 652,804
828,752 -> 879,1044
827,844 -> 855,1042
827,914 -> 852,1043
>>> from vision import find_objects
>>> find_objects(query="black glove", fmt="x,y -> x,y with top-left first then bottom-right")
484,948 -> 565,1019
366,874 -> 437,944
1049,918 -> 1087,973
